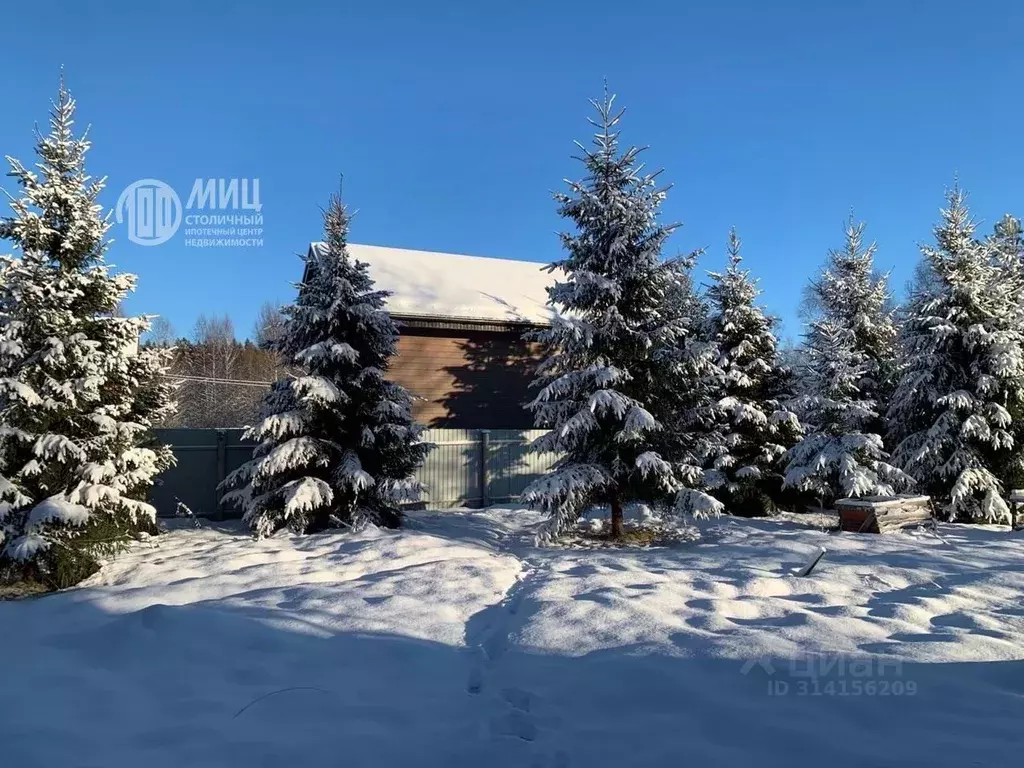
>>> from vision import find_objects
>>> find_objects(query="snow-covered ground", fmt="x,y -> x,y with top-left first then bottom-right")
3,508 -> 1023,767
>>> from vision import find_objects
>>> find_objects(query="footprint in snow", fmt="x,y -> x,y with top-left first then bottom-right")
466,665 -> 483,695
490,709 -> 538,741
502,686 -> 531,712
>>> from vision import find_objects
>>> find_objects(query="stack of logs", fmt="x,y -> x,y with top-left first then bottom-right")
835,495 -> 933,533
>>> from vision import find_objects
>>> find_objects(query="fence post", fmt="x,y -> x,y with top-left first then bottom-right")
479,430 -> 490,508
215,429 -> 227,521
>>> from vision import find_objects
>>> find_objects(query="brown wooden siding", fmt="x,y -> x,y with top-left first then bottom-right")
386,327 -> 541,429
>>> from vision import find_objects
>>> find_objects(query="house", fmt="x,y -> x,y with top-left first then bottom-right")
305,243 -> 560,429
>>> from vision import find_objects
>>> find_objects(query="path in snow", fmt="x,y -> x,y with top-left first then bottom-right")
412,508 -> 555,749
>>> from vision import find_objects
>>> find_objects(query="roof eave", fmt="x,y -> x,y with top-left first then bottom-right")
391,313 -> 549,333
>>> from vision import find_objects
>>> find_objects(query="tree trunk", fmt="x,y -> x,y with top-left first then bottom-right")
609,491 -> 624,540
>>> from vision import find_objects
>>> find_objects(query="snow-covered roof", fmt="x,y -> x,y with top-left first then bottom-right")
307,243 -> 560,326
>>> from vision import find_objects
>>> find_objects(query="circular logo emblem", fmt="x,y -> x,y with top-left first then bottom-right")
116,179 -> 182,246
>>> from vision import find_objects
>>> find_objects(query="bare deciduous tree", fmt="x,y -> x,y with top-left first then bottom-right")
154,313 -> 285,428
253,301 -> 286,350
145,316 -> 177,347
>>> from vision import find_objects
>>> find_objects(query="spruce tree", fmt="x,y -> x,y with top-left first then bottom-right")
702,230 -> 802,515
988,213 -> 1024,476
524,90 -> 722,542
784,217 -> 910,504
803,215 -> 899,420
219,191 -> 430,537
889,187 -> 1024,522
646,256 -> 726,519
784,321 -> 910,504
0,81 -> 174,585
990,213 -> 1024,287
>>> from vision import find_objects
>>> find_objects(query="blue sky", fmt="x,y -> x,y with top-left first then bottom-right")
1,0 -> 1021,341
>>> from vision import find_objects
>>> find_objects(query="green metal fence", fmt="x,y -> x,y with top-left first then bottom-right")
417,428 -> 557,508
151,427 -> 558,518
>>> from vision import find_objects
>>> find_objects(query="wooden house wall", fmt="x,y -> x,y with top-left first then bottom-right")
387,326 -> 541,429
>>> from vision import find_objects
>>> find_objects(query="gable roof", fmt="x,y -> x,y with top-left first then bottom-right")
306,243 -> 561,326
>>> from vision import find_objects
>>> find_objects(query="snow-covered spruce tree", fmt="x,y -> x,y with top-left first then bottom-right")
0,81 -> 174,587
888,187 -> 1024,522
784,321 -> 910,505
702,230 -> 802,516
219,192 -> 430,537
989,213 -> 1024,453
990,213 -> 1024,288
988,215 -> 1024,475
784,217 -> 911,505
523,90 -> 722,542
645,255 -> 728,516
802,215 -> 899,423
992,213 -> 1023,252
